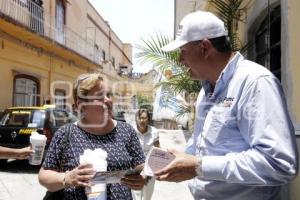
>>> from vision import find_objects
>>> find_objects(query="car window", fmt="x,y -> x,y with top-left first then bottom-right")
31,110 -> 45,127
51,110 -> 71,127
0,112 -> 9,125
0,110 -> 45,128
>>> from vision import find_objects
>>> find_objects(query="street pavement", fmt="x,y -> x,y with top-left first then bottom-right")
0,160 -> 46,200
151,129 -> 194,200
0,129 -> 194,200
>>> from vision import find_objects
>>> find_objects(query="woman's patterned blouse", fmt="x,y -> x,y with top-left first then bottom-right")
43,121 -> 145,200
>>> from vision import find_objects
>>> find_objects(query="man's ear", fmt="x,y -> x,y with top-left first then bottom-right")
201,39 -> 212,58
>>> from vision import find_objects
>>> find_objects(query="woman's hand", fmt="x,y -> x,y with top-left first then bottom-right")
121,173 -> 148,190
65,163 -> 96,187
0,146 -> 33,160
39,164 -> 96,192
121,164 -> 147,190
14,146 -> 34,160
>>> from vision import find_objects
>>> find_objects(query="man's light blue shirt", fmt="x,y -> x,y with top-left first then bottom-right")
186,52 -> 298,200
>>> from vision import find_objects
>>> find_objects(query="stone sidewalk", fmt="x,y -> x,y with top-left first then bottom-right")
0,129 -> 194,200
0,162 -> 46,200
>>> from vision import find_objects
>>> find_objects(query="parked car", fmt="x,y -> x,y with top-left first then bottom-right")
0,104 -> 77,163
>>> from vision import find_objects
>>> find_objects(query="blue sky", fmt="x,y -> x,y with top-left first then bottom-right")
89,0 -> 174,73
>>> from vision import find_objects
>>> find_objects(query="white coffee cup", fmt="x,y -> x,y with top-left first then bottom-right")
80,149 -> 107,200
29,131 -> 47,165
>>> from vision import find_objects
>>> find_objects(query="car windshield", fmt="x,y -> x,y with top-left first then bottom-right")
0,109 -> 45,128
49,109 -> 77,127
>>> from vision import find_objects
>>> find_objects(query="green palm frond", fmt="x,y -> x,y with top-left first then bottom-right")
230,33 -> 240,51
155,71 -> 201,94
209,0 -> 252,51
135,33 -> 201,94
176,103 -> 192,117
135,33 -> 180,71
135,33 -> 201,117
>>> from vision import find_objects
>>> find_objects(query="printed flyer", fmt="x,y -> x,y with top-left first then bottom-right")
144,147 -> 175,176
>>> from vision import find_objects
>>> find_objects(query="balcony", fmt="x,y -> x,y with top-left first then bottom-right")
0,0 -> 101,66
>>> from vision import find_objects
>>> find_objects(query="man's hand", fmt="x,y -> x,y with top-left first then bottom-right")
154,149 -> 199,182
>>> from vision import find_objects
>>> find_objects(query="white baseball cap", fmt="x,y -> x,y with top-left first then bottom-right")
161,11 -> 228,52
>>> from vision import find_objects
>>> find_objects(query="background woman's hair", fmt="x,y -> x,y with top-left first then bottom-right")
136,108 -> 151,121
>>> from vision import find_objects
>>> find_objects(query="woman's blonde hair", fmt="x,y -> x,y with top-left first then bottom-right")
73,73 -> 103,102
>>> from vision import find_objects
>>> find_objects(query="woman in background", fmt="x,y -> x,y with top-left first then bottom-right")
132,108 -> 160,200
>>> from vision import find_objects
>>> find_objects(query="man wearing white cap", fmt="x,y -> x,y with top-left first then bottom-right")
155,11 -> 298,200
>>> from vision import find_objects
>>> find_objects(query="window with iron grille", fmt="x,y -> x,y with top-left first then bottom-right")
255,6 -> 281,81
13,75 -> 40,106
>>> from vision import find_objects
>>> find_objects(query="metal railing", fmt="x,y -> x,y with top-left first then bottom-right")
0,0 -> 101,64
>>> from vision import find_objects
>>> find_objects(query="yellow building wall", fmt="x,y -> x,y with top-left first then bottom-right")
0,37 -> 48,109
0,34 -> 88,111
288,0 -> 300,126
42,0 -> 88,41
0,0 -> 137,114
42,0 -> 54,30
287,1 -> 300,200
0,59 -> 14,108
123,43 -> 133,68
86,2 -> 132,72
86,6 -> 110,51
66,0 -> 87,40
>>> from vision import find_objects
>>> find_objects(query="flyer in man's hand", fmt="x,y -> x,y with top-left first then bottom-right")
144,147 -> 176,176
91,168 -> 140,184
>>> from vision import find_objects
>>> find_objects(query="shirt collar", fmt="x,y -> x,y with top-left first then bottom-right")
202,52 -> 244,98
219,52 -> 243,84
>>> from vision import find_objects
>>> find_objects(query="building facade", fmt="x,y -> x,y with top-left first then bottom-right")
175,0 -> 300,198
0,0 -> 132,111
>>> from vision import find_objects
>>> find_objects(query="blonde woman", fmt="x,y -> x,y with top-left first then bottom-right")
39,73 -> 147,200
